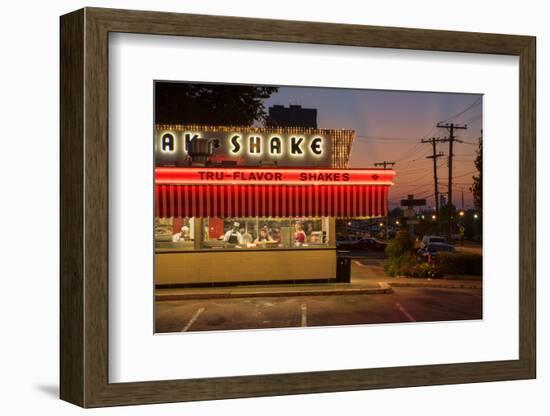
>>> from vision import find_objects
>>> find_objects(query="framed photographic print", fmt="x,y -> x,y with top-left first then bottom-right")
60,7 -> 536,408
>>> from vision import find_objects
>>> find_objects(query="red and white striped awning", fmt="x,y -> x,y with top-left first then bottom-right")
155,167 -> 394,218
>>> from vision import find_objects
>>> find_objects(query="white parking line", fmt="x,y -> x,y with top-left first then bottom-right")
353,260 -> 366,268
301,303 -> 307,327
395,302 -> 416,322
181,307 -> 206,332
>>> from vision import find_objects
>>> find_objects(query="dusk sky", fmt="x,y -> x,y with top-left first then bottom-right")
263,87 -> 482,209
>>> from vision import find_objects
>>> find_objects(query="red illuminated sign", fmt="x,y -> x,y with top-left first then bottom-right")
155,167 -> 395,186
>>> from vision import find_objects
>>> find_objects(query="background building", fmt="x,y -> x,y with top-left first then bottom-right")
267,104 -> 318,128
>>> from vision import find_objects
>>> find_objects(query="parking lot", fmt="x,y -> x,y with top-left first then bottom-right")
155,285 -> 482,333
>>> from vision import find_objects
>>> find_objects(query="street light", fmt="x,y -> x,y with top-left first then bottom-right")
474,213 -> 479,219
459,211 -> 465,217
431,214 -> 436,220
379,222 -> 384,227
395,220 -> 400,225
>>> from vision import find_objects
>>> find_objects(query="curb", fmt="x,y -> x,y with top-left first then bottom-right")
387,281 -> 482,290
156,282 -> 393,301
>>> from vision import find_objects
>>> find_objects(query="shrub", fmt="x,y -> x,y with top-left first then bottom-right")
383,231 -> 447,278
385,230 -> 414,259
384,231 -> 419,277
436,252 -> 482,276
406,262 -> 444,279
384,251 -> 418,277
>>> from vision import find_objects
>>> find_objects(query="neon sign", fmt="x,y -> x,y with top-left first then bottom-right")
155,167 -> 395,186
155,128 -> 332,167
227,134 -> 324,157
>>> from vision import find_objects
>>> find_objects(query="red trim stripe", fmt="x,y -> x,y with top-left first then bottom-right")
155,186 -> 160,218
155,184 -> 389,218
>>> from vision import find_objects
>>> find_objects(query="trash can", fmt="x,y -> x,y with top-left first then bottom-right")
336,252 -> 352,283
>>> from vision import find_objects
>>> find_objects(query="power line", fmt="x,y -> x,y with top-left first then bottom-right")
415,191 -> 435,199
396,162 -> 440,175
391,183 -> 434,193
453,153 -> 477,157
391,190 -> 434,202
455,133 -> 482,145
394,169 -> 437,186
461,114 -> 482,125
392,182 -> 434,193
452,170 -> 477,179
392,123 -> 442,163
396,159 -> 433,170
374,161 -> 396,169
388,123 -> 444,164
393,142 -> 425,162
438,97 -> 482,124
395,151 -> 433,166
355,135 -> 422,142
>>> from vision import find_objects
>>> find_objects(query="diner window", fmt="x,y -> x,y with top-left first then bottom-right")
154,217 -> 195,251
155,217 -> 332,251
202,217 -> 330,250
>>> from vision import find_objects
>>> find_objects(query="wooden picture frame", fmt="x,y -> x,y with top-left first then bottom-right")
60,7 -> 536,408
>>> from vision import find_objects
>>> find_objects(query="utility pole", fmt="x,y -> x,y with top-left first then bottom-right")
421,137 -> 445,233
436,122 -> 468,241
374,161 -> 395,240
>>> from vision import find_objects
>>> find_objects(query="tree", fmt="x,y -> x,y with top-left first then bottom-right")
416,209 -> 439,237
389,207 -> 404,218
439,202 -> 457,236
155,82 -> 279,125
470,131 -> 482,210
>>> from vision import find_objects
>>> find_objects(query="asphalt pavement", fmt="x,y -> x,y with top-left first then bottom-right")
156,286 -> 482,333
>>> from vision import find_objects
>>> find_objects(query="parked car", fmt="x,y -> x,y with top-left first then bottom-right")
420,235 -> 447,249
336,236 -> 362,250
354,237 -> 388,251
336,237 -> 387,251
417,242 -> 455,263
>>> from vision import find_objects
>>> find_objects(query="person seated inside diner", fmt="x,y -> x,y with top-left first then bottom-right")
305,222 -> 314,239
254,228 -> 274,245
223,222 -> 244,246
241,228 -> 253,245
272,227 -> 282,244
294,222 -> 306,247
171,224 -> 190,242
309,231 -> 321,243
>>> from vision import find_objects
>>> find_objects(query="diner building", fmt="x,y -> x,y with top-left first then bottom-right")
155,124 -> 395,286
